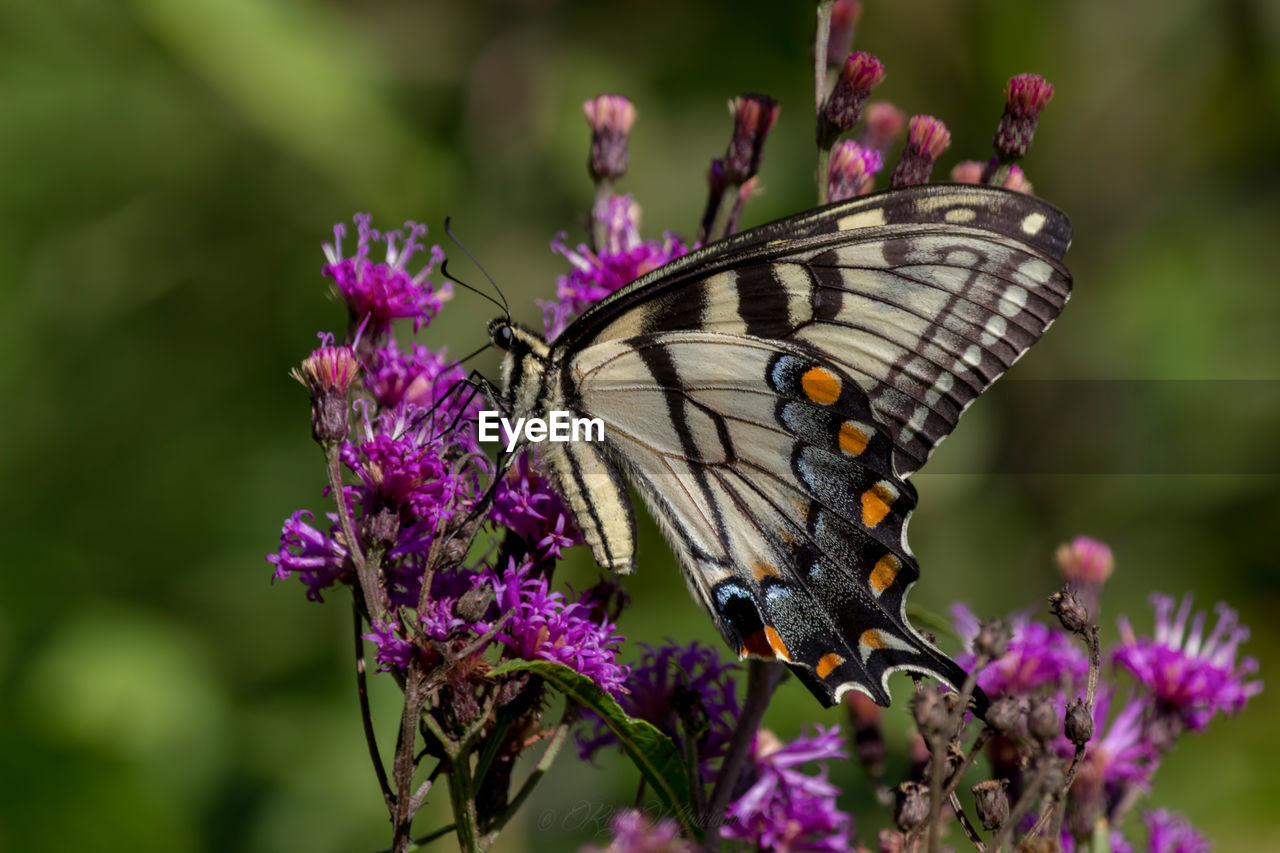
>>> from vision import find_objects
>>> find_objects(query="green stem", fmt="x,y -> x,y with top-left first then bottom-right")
447,754 -> 481,853
816,143 -> 831,205
481,702 -> 579,844
815,1 -> 835,114
324,441 -> 384,622
703,660 -> 779,849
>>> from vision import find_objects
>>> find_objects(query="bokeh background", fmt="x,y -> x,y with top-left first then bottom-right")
3,0 -> 1278,850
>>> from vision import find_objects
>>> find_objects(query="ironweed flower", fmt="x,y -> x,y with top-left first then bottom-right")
827,140 -> 883,201
723,94 -> 780,184
1144,809 -> 1211,853
584,94 -> 636,183
993,74 -> 1055,161
889,115 -> 951,188
322,214 -> 448,340
1114,593 -> 1261,730
953,603 -> 1089,697
721,726 -> 853,852
820,52 -> 885,147
582,809 -> 696,853
857,101 -> 907,155
544,194 -> 688,339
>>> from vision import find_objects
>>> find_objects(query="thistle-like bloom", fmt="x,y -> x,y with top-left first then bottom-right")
723,94 -> 781,183
323,214 -> 448,338
1114,594 -> 1261,730
993,73 -> 1055,161
889,115 -> 951,188
364,342 -> 467,412
857,101 -> 907,155
362,620 -> 415,670
578,641 -> 741,768
953,603 -> 1089,697
477,561 -> 629,695
490,451 -> 582,562
820,52 -> 885,146
544,194 -> 687,339
581,810 -> 696,853
720,726 -> 853,852
584,94 -> 636,183
1144,809 -> 1211,853
268,509 -> 351,601
827,140 -> 883,201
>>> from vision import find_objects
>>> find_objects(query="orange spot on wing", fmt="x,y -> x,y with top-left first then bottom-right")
861,482 -> 897,527
765,626 -> 791,662
752,561 -> 780,583
801,367 -> 842,405
870,554 -> 900,595
741,630 -> 773,658
838,421 -> 870,456
816,652 -> 845,679
860,629 -> 888,651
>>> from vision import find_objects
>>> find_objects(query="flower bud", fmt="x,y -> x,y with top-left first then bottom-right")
913,685 -> 951,740
723,94 -> 780,184
890,115 -> 951,188
1027,697 -> 1059,744
985,696 -> 1022,734
993,73 -> 1054,160
1064,697 -> 1095,747
294,344 -> 360,443
825,1 -> 863,69
827,140 -> 882,201
1055,536 -> 1114,586
894,781 -> 931,832
974,619 -> 1011,661
858,101 -> 907,154
971,779 -> 1010,830
950,160 -> 986,184
820,52 -> 885,146
583,94 -> 636,183
1049,587 -> 1091,633
999,164 -> 1034,194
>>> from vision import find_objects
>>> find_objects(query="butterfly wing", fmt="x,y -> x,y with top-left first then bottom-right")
552,184 -> 1072,705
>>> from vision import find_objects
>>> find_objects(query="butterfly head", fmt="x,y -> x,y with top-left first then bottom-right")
487,318 -> 551,412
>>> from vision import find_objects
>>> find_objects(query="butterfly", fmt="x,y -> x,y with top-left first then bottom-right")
484,183 -> 1071,709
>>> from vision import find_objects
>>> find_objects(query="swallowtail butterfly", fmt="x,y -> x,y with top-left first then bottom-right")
487,183 -> 1071,709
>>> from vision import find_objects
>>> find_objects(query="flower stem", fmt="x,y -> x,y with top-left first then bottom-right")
814,1 -> 834,204
481,701 -> 579,844
324,440 -> 385,621
354,602 -> 396,811
703,659 -> 780,848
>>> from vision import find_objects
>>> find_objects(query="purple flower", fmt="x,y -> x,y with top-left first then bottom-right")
362,620 -> 415,670
477,561 -> 629,695
827,140 -> 883,202
953,603 -> 1089,697
720,725 -> 852,852
490,451 -> 582,561
364,342 -> 468,412
1059,829 -> 1133,853
581,809 -> 695,853
578,641 -> 741,768
890,114 -> 951,188
322,214 -> 449,338
543,195 -> 687,339
267,510 -> 351,601
1144,809 -> 1212,853
1114,594 -> 1262,730
1056,536 -> 1115,586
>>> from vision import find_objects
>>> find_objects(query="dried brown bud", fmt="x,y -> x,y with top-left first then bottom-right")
972,778 -> 1010,830
913,686 -> 951,740
985,696 -> 1022,734
1028,697 -> 1060,744
894,781 -> 931,832
974,619 -> 1011,661
1064,697 -> 1095,746
456,587 -> 494,623
1049,587 -> 1091,633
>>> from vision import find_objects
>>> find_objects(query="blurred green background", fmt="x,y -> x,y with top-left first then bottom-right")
2,0 -> 1278,850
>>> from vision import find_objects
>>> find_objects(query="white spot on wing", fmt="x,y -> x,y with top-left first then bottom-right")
982,314 -> 1008,346
944,207 -> 977,224
962,345 -> 982,367
997,285 -> 1028,317
837,208 -> 888,230
1021,212 -> 1047,235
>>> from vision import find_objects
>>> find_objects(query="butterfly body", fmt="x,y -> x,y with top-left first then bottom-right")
488,184 -> 1072,709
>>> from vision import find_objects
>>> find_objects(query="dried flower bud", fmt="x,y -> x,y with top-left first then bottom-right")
1064,697 -> 1095,746
826,0 -> 863,69
1028,697 -> 1059,743
858,101 -> 907,153
1055,536 -> 1115,586
294,344 -> 360,443
820,52 -> 885,146
913,685 -> 951,740
974,619 -> 1011,661
1049,587 -> 1091,633
455,587 -> 494,623
890,115 -> 951,188
846,691 -> 887,779
723,94 -> 780,184
985,695 -> 1022,734
363,507 -> 400,553
894,781 -> 931,832
583,94 -> 636,183
972,779 -> 1010,830
950,160 -> 986,184
993,73 -> 1054,160
827,140 -> 882,201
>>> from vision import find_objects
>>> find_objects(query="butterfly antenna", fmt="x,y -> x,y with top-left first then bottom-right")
444,216 -> 511,321
440,259 -> 507,317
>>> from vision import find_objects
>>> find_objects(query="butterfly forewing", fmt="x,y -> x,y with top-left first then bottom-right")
531,184 -> 1071,707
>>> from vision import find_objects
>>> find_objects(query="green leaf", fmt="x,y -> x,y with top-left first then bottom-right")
490,659 -> 702,840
